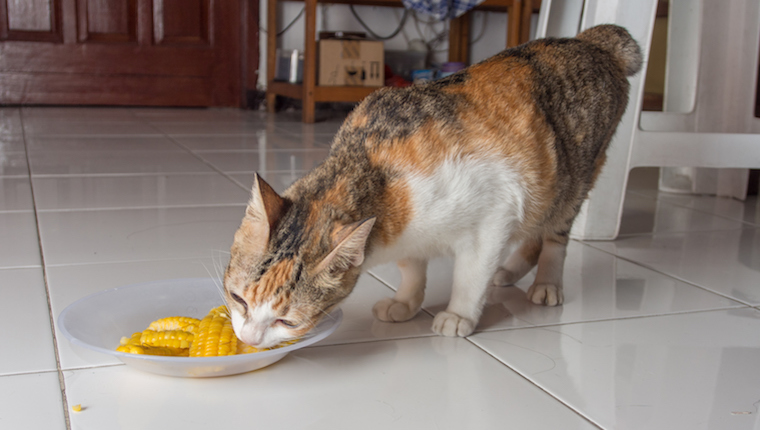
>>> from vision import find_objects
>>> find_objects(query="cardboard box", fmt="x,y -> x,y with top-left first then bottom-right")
318,39 -> 384,87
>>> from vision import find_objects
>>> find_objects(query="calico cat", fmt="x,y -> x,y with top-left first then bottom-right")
224,24 -> 642,347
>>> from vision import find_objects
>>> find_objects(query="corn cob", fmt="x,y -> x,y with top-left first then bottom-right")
115,305 -> 301,358
189,306 -> 237,357
139,329 -> 194,349
120,332 -> 142,347
146,316 -> 200,334
116,344 -> 189,356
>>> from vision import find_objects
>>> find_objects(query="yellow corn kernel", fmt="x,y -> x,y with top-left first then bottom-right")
116,344 -> 189,356
236,342 -> 262,354
189,306 -> 237,357
71,404 -> 82,412
139,329 -> 194,349
147,316 -> 200,334
119,332 -> 142,346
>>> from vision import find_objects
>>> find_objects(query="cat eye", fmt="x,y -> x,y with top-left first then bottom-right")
230,293 -> 248,310
276,319 -> 298,328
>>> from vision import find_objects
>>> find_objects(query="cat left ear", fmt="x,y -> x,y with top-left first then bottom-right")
247,174 -> 287,231
314,217 -> 376,275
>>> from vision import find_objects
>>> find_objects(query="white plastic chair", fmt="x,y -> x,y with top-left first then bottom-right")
535,0 -> 760,240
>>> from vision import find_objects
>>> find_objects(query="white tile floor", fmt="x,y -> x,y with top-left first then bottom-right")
1,107 -> 759,430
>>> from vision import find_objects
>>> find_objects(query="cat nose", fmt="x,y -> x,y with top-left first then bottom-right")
241,326 -> 266,346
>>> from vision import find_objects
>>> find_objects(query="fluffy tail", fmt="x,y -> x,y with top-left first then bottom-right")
576,24 -> 643,77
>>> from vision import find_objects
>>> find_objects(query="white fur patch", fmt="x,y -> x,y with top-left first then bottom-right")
364,154 -> 526,267
232,299 -> 289,348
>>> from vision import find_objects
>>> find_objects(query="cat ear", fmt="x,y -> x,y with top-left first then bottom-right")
235,174 -> 287,257
247,173 -> 287,231
314,217 -> 376,274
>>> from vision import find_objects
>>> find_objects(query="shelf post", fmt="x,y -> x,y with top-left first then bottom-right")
302,0 -> 318,123
266,0 -> 278,112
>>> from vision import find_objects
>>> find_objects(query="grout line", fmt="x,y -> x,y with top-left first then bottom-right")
575,239 -> 757,307
627,189 -> 760,228
43,255 -> 229,269
159,133 -> 254,193
471,305 -> 752,336
463,335 -> 605,429
0,264 -> 44,271
35,203 -> 246,214
19,109 -> 72,430
0,368 -> 61,379
613,224 -> 748,240
31,171 -> 224,179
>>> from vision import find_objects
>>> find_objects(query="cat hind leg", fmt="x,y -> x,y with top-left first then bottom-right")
526,236 -> 567,306
490,236 -> 542,287
372,258 -> 427,322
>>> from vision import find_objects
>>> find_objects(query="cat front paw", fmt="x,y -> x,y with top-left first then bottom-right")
527,283 -> 564,306
432,311 -> 476,337
372,298 -> 419,322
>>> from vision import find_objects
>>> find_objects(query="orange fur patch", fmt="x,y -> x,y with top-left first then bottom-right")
250,259 -> 294,306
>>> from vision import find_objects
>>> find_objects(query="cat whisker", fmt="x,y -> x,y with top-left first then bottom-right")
201,261 -> 226,302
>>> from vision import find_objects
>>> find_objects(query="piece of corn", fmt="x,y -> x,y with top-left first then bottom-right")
116,344 -> 189,356
115,305 -> 301,358
189,306 -> 237,357
147,316 -> 200,334
120,332 -> 142,346
71,404 -> 82,412
236,342 -> 262,354
139,329 -> 194,349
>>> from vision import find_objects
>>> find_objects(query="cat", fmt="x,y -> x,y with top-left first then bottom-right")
224,24 -> 643,348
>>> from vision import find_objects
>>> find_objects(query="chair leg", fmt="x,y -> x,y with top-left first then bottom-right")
570,168 -> 629,240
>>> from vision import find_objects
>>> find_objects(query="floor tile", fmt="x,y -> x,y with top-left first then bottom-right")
0,108 -> 23,135
37,206 -> 245,266
470,308 -> 760,430
22,107 -> 136,121
0,211 -> 42,268
173,130 -> 331,151
369,241 -> 742,332
0,372 -> 66,430
0,268 -> 58,375
320,273 -> 435,347
149,121 -> 267,136
194,149 -> 329,173
32,173 -> 248,211
0,177 -> 33,211
47,258 -> 228,369
63,337 -> 596,430
634,190 -> 760,228
585,228 -> 760,305
24,135 -> 184,152
28,149 -> 214,176
0,134 -> 25,152
230,171 -> 306,194
131,107 -> 254,121
23,120 -> 161,136
274,115 -> 347,137
0,151 -> 29,176
619,192 -> 747,236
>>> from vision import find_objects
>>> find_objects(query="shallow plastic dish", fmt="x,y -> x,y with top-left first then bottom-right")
58,278 -> 342,378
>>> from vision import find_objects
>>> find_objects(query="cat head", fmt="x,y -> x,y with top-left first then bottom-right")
223,174 -> 375,349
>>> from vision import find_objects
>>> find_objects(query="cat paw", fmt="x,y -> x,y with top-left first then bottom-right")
432,311 -> 476,337
372,298 -> 419,322
490,267 -> 520,287
526,283 -> 564,306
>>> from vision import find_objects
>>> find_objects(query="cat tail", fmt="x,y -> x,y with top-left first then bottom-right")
576,24 -> 643,77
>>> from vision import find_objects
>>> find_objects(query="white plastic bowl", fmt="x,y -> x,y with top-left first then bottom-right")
58,278 -> 342,378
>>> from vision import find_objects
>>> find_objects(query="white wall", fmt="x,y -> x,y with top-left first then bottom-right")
258,2 -> 534,89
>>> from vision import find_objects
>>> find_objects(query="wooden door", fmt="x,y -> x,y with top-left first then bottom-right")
0,0 -> 244,107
